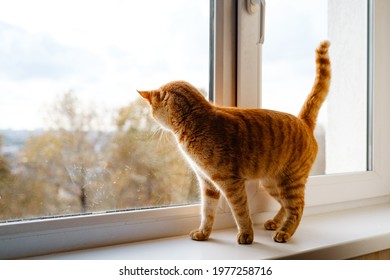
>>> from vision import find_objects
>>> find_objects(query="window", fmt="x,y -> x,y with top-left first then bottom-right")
1,0 -> 389,259
262,0 -> 368,175
245,0 -> 388,214
0,0 -> 210,222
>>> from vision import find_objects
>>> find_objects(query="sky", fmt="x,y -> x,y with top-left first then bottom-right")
0,0 -> 327,130
0,0 -> 210,130
262,0 -> 328,121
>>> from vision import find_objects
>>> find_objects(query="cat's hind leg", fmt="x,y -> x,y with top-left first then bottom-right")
262,182 -> 286,231
272,183 -> 305,243
190,176 -> 220,241
264,206 -> 285,231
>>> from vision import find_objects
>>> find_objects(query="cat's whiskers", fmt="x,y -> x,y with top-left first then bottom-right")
151,127 -> 167,149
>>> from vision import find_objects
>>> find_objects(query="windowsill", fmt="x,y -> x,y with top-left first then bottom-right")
28,203 -> 390,260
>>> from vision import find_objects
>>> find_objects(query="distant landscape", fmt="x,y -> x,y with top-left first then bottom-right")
1,129 -> 42,159
0,94 -> 198,222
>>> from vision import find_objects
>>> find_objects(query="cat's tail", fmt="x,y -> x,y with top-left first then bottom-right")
298,40 -> 331,131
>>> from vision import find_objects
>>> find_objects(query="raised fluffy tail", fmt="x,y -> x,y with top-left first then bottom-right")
298,41 -> 331,131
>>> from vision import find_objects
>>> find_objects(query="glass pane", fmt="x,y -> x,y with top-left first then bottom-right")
262,0 -> 368,175
0,0 -> 210,221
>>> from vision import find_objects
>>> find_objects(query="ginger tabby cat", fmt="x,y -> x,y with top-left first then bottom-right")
138,41 -> 331,244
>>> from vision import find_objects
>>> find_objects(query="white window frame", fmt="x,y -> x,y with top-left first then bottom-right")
303,0 -> 390,210
0,0 -> 389,259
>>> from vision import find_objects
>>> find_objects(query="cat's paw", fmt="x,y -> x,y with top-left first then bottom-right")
264,219 -> 279,231
189,229 -> 210,241
272,231 -> 291,243
237,229 -> 254,245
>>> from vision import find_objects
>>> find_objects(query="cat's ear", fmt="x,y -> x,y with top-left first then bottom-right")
137,90 -> 152,103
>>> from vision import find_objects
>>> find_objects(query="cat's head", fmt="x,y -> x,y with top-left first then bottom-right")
138,81 -> 210,132
137,87 -> 171,130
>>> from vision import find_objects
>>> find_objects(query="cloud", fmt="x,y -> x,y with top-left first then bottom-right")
0,21 -> 103,81
0,0 -> 210,130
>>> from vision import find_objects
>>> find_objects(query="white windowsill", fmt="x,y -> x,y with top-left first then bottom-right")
28,203 -> 390,260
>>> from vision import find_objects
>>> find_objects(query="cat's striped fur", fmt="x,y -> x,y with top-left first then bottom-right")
138,41 -> 331,243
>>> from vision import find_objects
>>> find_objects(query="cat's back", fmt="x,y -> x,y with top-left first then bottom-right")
212,105 -> 310,140
202,106 -> 318,179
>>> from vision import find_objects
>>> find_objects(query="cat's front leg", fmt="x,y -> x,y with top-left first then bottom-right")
190,176 -> 221,241
218,179 -> 254,244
